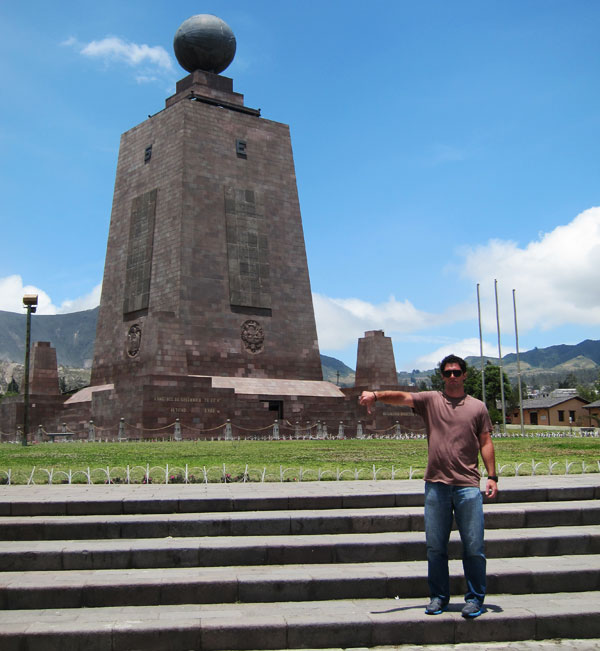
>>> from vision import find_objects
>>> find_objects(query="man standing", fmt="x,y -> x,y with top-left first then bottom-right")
359,354 -> 498,618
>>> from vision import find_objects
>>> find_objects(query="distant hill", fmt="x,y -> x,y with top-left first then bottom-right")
320,354 -> 355,386
1,307 -> 598,390
0,307 -> 98,369
505,340 -> 600,367
464,340 -> 600,370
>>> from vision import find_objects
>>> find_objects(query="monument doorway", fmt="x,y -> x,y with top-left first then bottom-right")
268,400 -> 284,420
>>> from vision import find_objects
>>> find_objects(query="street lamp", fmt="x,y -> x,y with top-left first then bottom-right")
22,294 -> 38,447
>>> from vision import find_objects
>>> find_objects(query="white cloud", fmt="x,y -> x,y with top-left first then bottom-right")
0,275 -> 56,314
427,143 -> 468,166
62,35 -> 173,82
56,284 -> 102,314
81,37 -> 173,70
459,207 -> 600,334
312,293 -> 466,350
314,207 -> 600,368
135,75 -> 159,84
414,338 -> 503,369
0,276 -> 101,315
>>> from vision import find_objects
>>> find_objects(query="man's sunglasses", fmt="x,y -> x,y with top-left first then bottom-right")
442,369 -> 463,378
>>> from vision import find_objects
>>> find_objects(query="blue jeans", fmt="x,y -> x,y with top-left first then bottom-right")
424,481 -> 486,604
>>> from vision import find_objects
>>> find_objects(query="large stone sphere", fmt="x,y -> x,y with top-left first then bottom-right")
173,14 -> 236,74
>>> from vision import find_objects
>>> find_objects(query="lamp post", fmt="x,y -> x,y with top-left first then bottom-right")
22,294 -> 38,447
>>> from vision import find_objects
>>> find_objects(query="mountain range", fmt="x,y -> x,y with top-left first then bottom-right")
0,308 -> 97,368
1,307 -> 598,390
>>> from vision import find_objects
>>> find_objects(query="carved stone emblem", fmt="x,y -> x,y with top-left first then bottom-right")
241,320 -> 264,354
127,324 -> 142,357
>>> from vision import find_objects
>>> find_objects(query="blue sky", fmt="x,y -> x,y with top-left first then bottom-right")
2,1 -> 600,372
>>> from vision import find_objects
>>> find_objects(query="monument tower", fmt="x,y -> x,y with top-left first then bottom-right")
0,15 -> 422,439
86,14 -> 343,431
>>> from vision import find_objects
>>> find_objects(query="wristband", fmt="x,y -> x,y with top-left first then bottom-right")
487,475 -> 498,482
372,391 -> 378,401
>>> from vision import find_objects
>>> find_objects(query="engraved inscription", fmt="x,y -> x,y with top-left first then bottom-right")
153,396 -> 219,404
225,188 -> 271,310
241,319 -> 264,354
123,189 -> 157,314
154,395 -> 221,415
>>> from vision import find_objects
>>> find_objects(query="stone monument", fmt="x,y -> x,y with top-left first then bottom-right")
355,330 -> 399,389
85,14 -> 345,433
29,342 -> 60,396
1,16 -> 423,439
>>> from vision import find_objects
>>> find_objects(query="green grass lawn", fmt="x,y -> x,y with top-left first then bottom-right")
0,437 -> 598,484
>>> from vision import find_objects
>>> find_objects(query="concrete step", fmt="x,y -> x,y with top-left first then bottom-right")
1,555 -> 599,610
1,591 -> 599,651
1,477 -> 598,649
1,500 -> 599,540
1,477 -> 598,517
270,643 -> 600,651
0,525 -> 598,572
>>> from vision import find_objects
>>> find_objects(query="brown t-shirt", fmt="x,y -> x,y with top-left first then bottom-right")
412,391 -> 493,486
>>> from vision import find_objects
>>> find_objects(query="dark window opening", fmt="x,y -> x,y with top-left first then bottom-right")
268,400 -> 283,420
236,139 -> 247,158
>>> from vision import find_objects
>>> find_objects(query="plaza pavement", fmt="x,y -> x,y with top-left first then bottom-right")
0,474 -> 598,650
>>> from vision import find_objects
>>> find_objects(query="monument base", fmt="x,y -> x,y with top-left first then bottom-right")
49,375 -> 421,440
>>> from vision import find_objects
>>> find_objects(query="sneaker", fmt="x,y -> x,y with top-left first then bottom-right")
425,597 -> 447,615
461,600 -> 484,618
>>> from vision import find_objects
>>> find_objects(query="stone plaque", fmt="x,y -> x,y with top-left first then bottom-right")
225,188 -> 271,310
123,189 -> 157,314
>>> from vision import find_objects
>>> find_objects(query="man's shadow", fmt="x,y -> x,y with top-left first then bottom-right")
372,602 -> 504,614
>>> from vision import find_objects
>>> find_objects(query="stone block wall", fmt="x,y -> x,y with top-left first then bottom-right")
355,330 -> 399,389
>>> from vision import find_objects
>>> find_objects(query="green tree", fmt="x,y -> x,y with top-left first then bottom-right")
464,362 -> 512,422
464,365 -> 482,398
508,378 -> 527,409
6,378 -> 19,395
482,362 -> 512,411
430,366 -> 444,391
577,384 -> 598,403
559,372 -> 578,389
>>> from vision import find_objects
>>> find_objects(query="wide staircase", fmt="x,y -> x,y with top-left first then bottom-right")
0,476 -> 599,650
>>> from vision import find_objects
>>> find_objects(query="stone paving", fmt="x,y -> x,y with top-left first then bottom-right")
282,642 -> 600,650
0,475 -> 598,650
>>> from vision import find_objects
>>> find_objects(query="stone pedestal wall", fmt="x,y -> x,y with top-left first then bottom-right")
355,330 -> 399,389
29,342 -> 60,395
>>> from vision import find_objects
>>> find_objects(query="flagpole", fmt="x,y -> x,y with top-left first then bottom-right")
494,279 -> 506,433
477,283 -> 486,406
513,289 -> 525,436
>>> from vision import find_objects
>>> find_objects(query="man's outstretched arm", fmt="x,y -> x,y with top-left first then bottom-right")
359,390 -> 415,414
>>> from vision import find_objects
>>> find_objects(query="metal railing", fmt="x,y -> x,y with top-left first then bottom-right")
1,459 -> 599,485
1,419 -> 597,444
